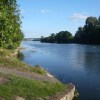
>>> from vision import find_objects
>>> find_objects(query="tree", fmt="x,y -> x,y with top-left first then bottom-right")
74,27 -> 83,43
75,16 -> 100,44
0,0 -> 23,49
41,31 -> 73,43
86,17 -> 97,27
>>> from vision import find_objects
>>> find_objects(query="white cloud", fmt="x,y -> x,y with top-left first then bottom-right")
40,9 -> 50,14
70,13 -> 89,21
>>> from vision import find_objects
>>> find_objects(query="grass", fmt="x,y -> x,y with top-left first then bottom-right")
0,48 -> 67,99
32,65 -> 47,75
0,49 -> 46,75
0,73 -> 66,100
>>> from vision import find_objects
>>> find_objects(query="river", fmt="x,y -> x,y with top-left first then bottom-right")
20,41 -> 100,100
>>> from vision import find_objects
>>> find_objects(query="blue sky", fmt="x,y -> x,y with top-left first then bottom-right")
18,0 -> 100,38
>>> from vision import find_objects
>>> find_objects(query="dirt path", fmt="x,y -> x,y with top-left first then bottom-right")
0,67 -> 59,83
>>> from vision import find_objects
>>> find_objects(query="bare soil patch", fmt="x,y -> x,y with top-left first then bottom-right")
0,76 -> 9,84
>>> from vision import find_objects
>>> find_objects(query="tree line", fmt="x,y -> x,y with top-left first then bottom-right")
41,16 -> 100,45
0,0 -> 23,49
41,31 -> 73,43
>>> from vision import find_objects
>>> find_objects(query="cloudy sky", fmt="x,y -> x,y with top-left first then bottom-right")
18,0 -> 100,38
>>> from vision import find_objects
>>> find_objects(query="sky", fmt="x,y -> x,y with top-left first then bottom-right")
17,0 -> 100,38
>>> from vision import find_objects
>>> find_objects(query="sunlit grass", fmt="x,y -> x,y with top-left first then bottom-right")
0,73 -> 66,100
0,49 -> 46,75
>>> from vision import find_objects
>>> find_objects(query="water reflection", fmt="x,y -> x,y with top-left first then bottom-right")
84,51 -> 100,75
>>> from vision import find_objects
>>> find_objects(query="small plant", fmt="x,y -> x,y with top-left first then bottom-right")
17,52 -> 24,60
73,90 -> 79,100
32,65 -> 46,75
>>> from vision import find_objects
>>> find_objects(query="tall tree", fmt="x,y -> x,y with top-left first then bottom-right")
75,16 -> 100,44
0,0 -> 23,49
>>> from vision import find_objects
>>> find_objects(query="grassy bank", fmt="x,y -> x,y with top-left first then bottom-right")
0,49 -> 67,100
0,49 -> 46,75
0,73 -> 66,100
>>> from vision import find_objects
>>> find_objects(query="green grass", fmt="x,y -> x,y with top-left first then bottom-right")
32,65 -> 46,75
0,49 -> 46,75
0,73 -> 66,100
0,49 -> 67,99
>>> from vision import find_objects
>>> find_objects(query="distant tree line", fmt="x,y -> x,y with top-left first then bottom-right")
0,0 -> 23,49
41,31 -> 73,43
41,16 -> 100,45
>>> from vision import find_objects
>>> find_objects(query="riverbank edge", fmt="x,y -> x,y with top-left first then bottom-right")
48,83 -> 75,100
0,48 -> 76,100
45,71 -> 76,100
16,48 -> 76,100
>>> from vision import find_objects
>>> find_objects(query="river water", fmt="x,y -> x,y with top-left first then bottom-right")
20,41 -> 100,100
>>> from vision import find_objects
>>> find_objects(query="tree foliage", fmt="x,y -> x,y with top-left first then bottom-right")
0,0 -> 23,49
75,16 -> 100,44
41,31 -> 73,43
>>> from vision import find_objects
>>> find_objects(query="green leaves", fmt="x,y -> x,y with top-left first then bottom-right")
75,16 -> 100,44
41,31 -> 73,43
0,0 -> 23,49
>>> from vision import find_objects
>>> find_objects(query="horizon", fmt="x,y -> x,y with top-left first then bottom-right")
18,0 -> 100,38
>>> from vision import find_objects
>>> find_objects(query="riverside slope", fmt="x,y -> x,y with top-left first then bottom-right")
0,66 -> 58,83
0,66 -> 75,100
0,48 -> 75,100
